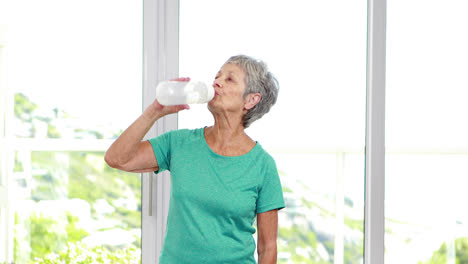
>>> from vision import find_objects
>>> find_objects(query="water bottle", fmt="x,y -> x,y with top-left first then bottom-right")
156,80 -> 215,105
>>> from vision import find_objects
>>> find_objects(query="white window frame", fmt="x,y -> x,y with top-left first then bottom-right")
0,25 -> 14,263
365,0 -> 386,263
141,0 -> 386,263
141,0 -> 178,263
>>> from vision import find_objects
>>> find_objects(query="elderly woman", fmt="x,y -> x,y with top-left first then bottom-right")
105,55 -> 285,264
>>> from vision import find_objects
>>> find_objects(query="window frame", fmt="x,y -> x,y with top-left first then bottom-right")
364,0 -> 386,263
0,26 -> 14,263
141,0 -> 179,263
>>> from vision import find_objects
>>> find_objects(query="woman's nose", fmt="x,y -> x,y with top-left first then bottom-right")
213,81 -> 223,88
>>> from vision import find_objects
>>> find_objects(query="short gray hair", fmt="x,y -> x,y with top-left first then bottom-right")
225,55 -> 279,128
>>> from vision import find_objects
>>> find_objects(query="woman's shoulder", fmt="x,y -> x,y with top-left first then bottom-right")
164,127 -> 202,135
163,127 -> 204,141
249,143 -> 277,167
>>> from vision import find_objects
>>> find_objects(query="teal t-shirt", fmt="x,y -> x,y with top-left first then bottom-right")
148,128 -> 285,264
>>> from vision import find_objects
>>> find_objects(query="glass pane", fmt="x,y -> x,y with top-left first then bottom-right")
0,0 -> 143,262
14,151 -> 141,263
385,1 -> 468,263
2,0 -> 142,140
179,0 -> 367,263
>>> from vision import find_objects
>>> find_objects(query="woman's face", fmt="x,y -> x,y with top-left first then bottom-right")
208,63 -> 248,114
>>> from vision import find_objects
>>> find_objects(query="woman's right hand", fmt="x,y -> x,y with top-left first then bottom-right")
105,76 -> 191,173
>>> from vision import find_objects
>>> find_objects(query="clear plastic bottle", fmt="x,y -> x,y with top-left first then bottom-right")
155,80 -> 215,105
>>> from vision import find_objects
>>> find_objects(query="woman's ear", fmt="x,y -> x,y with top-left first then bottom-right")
244,93 -> 261,110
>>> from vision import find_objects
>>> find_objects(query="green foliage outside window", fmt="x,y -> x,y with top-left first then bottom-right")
14,213 -> 89,261
418,238 -> 468,264
33,242 -> 139,264
278,171 -> 364,264
13,93 -> 142,262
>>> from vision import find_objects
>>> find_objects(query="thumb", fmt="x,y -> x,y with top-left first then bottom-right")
174,104 -> 190,112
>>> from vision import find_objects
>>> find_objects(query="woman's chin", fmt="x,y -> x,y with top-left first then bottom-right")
207,100 -> 217,112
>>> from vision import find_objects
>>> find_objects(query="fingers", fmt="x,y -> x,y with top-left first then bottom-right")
179,104 -> 190,111
170,77 -> 191,82
151,99 -> 190,114
172,104 -> 190,112
163,104 -> 190,115
177,104 -> 190,112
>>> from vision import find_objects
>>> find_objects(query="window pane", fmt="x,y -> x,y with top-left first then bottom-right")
14,151 -> 141,262
385,1 -> 468,263
0,0 -> 142,262
2,0 -> 142,140
179,0 -> 367,263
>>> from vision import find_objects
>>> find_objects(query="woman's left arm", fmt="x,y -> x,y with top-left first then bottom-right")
257,209 -> 279,264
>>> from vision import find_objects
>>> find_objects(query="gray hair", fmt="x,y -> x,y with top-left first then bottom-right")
225,55 -> 279,128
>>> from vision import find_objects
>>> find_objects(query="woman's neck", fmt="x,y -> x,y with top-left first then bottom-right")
204,118 -> 255,156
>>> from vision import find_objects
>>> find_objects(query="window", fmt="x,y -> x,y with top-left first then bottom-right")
385,1 -> 468,263
178,0 -> 367,263
4,0 -> 466,263
0,0 -> 143,262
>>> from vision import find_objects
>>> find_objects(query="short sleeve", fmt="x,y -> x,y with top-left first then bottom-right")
148,131 -> 173,174
256,156 -> 285,214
